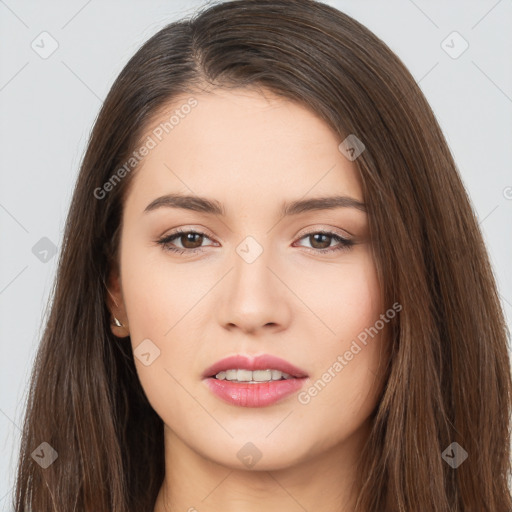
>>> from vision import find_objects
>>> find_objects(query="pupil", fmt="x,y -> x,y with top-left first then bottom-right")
311,233 -> 330,249
183,233 -> 203,248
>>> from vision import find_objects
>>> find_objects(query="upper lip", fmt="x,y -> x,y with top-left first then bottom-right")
202,354 -> 309,379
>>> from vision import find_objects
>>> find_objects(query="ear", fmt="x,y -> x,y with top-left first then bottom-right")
105,264 -> 130,338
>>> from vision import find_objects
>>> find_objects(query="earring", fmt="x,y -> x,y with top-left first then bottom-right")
112,316 -> 124,327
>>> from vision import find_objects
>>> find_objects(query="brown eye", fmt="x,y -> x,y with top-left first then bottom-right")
294,230 -> 354,254
308,233 -> 332,250
179,232 -> 204,249
156,229 -> 215,254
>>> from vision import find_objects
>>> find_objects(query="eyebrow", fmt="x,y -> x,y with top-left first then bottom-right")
143,193 -> 366,216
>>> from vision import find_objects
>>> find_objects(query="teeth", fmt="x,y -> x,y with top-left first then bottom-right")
225,369 -> 237,380
237,369 -> 253,382
271,369 -> 282,380
253,370 -> 272,382
214,369 -> 292,382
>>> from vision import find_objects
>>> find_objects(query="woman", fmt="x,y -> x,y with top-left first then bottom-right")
13,0 -> 512,510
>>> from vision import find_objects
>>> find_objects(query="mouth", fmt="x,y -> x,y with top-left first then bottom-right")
211,368 -> 297,383
202,353 -> 309,381
202,354 -> 309,407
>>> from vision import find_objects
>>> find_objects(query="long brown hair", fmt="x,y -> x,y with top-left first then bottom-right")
13,0 -> 512,510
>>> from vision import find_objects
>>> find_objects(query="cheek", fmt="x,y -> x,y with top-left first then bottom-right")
121,278 -> 207,433
295,249 -> 386,413
294,248 -> 382,344
119,231 -> 205,343
118,240 -> 207,415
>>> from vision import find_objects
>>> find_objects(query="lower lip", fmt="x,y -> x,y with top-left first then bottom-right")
204,377 -> 307,407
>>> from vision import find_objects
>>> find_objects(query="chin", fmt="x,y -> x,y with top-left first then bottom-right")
199,435 -> 312,472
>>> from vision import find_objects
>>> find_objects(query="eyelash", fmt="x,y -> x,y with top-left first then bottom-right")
156,228 -> 355,255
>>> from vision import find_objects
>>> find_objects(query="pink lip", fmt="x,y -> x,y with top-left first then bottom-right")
202,354 -> 309,408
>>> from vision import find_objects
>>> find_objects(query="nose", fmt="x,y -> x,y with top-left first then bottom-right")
216,246 -> 292,335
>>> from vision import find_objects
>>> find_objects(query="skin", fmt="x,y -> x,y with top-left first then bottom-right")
107,87 -> 389,512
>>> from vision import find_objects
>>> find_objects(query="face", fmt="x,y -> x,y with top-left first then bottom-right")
108,87 -> 389,471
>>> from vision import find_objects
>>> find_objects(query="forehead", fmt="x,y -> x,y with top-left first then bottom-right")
124,87 -> 363,215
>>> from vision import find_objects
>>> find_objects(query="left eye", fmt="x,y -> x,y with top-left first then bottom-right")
294,231 -> 354,252
157,230 -> 214,253
156,229 -> 354,254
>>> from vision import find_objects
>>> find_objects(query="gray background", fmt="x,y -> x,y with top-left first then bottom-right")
1,0 -> 511,508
